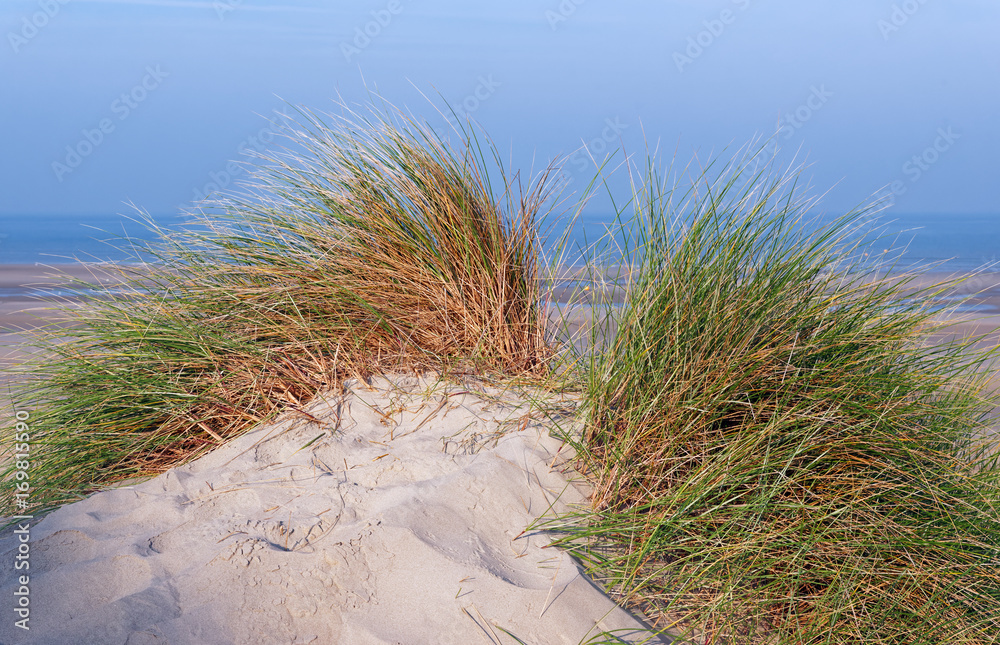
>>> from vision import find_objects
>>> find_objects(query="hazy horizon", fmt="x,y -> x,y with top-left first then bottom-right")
2,0 -> 998,219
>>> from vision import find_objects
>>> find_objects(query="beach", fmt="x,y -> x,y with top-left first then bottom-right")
1,262 -> 999,643
0,263 -> 135,393
0,263 -> 672,643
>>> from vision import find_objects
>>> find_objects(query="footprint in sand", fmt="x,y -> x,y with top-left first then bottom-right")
23,529 -> 98,574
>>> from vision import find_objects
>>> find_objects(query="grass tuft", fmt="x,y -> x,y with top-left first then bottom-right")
2,103 -> 557,513
4,111 -> 1000,644
538,146 -> 1000,644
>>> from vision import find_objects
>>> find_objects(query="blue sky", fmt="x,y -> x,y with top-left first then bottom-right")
1,0 -> 998,218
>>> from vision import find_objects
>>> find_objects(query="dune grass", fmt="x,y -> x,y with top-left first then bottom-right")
538,149 -> 1000,643
1,104 -> 557,514
4,107 -> 1000,643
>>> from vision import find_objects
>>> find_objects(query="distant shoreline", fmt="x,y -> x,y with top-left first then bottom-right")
3,263 -> 1000,348
3,260 -> 1000,310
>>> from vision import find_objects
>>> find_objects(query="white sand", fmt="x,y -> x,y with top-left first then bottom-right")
0,375 -> 664,645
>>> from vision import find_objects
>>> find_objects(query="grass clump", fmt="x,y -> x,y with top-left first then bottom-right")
2,104 -> 556,514
4,107 -> 1000,644
542,149 -> 1000,643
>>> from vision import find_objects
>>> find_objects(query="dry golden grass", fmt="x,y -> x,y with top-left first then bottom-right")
1,103 -> 557,512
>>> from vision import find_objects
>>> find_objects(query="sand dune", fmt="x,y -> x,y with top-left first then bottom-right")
0,375 -> 664,645
3,265 -> 999,643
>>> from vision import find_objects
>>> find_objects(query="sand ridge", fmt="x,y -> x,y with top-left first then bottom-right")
0,374 -> 663,645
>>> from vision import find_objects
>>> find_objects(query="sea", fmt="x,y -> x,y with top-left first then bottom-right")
1,212 -> 998,272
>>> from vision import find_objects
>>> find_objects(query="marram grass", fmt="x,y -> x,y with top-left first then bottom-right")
2,104 -> 557,513
3,111 -> 1000,644
537,149 -> 1000,643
